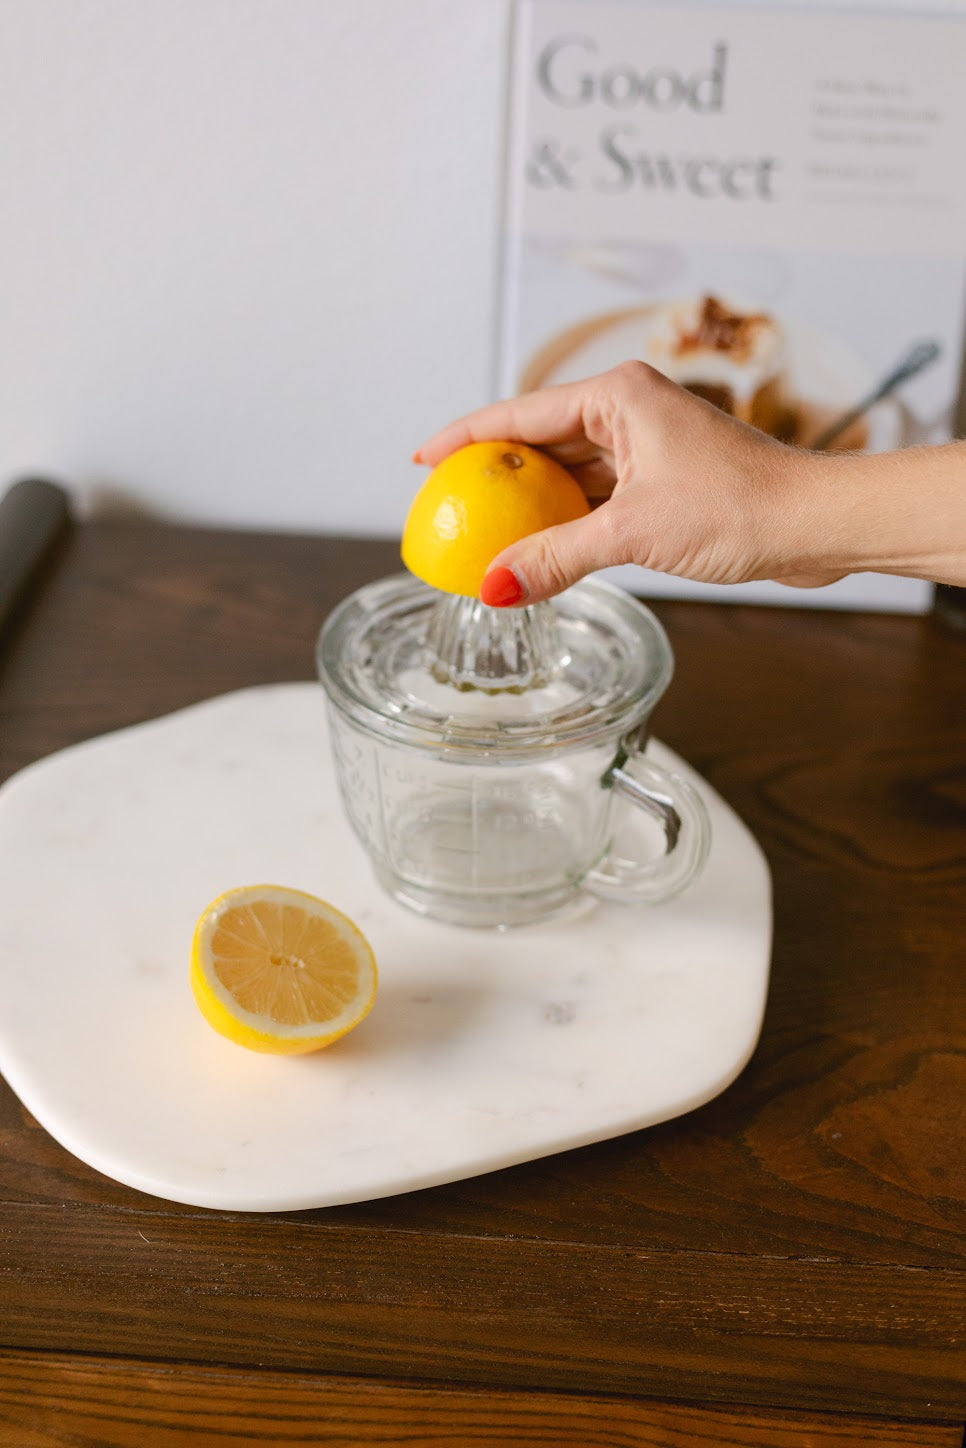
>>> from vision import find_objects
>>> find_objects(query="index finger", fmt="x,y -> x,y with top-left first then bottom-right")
414,378 -> 594,466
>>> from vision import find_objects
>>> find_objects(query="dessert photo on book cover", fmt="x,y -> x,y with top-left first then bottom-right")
512,244 -> 953,457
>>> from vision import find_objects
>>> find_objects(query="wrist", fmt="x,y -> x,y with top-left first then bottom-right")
769,443 -> 966,588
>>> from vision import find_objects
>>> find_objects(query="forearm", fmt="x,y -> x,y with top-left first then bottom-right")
777,441 -> 966,588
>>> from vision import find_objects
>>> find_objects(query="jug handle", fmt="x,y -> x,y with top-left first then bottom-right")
584,753 -> 711,904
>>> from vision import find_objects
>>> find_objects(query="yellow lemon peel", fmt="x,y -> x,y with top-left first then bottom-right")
402,441 -> 590,596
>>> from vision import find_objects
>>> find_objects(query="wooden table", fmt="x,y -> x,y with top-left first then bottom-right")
0,516 -> 963,1447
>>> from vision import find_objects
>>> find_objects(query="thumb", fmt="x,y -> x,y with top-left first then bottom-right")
480,510 -> 620,607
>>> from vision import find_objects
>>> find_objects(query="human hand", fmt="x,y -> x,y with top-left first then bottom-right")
414,362 -> 843,605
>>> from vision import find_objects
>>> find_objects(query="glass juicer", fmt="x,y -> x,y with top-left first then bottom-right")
317,566 -> 710,929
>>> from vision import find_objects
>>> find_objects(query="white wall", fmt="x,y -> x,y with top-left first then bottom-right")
0,0 -> 510,534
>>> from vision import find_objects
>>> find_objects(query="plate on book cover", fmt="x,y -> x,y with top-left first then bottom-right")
0,683 -> 771,1211
519,298 -> 903,455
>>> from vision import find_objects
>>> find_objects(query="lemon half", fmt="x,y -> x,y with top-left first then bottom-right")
190,885 -> 377,1055
402,440 -> 590,596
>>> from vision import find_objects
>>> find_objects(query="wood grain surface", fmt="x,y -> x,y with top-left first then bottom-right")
0,1351 -> 960,1448
0,520 -> 963,1432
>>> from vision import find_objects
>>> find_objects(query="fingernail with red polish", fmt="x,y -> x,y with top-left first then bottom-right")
480,566 -> 525,608
411,450 -> 423,464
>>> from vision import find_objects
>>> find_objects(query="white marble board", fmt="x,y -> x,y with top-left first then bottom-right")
0,684 -> 771,1211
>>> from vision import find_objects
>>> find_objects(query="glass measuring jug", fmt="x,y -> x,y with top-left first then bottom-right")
317,574 -> 710,928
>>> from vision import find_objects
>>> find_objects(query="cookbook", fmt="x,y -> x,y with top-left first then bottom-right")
498,0 -> 966,611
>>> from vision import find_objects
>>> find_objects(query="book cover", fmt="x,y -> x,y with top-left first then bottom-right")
498,0 -> 966,612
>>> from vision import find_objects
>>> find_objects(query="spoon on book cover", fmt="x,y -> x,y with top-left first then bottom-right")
812,338 -> 941,451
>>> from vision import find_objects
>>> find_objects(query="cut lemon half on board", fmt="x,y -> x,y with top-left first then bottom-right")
190,885 -> 378,1055
402,440 -> 590,596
